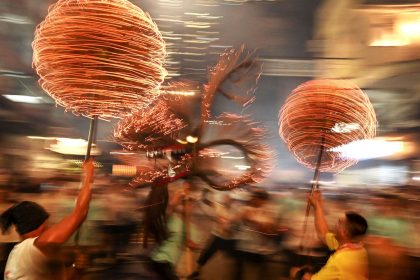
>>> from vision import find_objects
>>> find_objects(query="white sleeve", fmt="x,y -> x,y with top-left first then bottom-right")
4,238 -> 48,280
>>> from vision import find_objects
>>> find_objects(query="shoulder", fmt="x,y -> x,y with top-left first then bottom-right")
19,237 -> 48,259
5,238 -> 44,279
325,232 -> 339,251
335,244 -> 367,259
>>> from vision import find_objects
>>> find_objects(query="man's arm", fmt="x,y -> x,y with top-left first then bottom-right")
35,158 -> 94,249
309,190 -> 329,244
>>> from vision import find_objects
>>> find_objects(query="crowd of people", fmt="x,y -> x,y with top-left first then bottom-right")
0,160 -> 419,279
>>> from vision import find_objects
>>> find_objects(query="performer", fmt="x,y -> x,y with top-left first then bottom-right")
233,188 -> 278,280
292,190 -> 368,280
188,193 -> 236,279
148,181 -> 200,280
1,158 -> 94,280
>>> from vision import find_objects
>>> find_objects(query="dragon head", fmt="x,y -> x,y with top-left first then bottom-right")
114,47 -> 274,191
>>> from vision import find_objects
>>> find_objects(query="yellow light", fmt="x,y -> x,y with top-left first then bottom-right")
186,136 -> 198,143
370,34 -> 409,47
397,19 -> 420,41
176,139 -> 188,145
27,136 -> 56,140
331,139 -> 404,160
164,90 -> 196,96
234,165 -> 250,170
112,165 -> 137,177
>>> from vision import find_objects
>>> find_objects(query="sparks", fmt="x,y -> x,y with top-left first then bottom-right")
278,79 -> 377,172
33,0 -> 167,119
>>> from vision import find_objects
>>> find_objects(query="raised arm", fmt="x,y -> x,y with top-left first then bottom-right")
35,158 -> 94,250
309,190 -> 329,244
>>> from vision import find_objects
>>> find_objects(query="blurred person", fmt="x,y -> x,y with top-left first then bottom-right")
0,158 -> 94,280
187,192 -> 237,280
233,187 -> 278,280
280,189 -> 328,272
147,181 -> 201,280
292,190 -> 368,280
0,169 -> 19,277
364,194 -> 416,280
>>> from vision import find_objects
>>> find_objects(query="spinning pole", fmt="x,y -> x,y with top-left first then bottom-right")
300,136 -> 325,250
75,116 -> 98,246
85,116 -> 99,159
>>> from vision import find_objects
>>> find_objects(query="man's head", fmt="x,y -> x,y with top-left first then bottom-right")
336,211 -> 368,241
250,188 -> 269,207
1,201 -> 50,236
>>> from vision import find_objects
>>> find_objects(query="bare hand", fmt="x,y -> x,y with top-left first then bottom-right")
309,190 -> 323,208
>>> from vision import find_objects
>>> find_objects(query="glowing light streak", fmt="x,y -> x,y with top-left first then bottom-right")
183,60 -> 206,64
114,48 -> 272,191
33,0 -> 167,119
183,39 -> 209,44
156,18 -> 184,23
210,44 -> 233,48
185,46 -> 208,50
184,12 -> 210,16
221,156 -> 245,159
164,90 -> 196,96
184,24 -> 212,29
198,31 -> 219,34
110,151 -> 136,155
202,46 -> 261,122
114,100 -> 187,151
4,95 -> 44,104
184,68 -> 206,71
49,138 -> 101,155
330,139 -> 403,160
278,79 -> 377,172
398,19 -> 420,38
331,123 -> 361,133
197,37 -> 219,42
27,136 -> 56,140
197,15 -> 223,20
177,52 -> 205,56
186,136 -> 198,143
164,61 -> 180,65
0,14 -> 32,24
199,113 -> 274,190
370,36 -> 409,47
204,120 -> 229,126
163,36 -> 183,40
235,165 -> 251,170
195,2 -> 219,7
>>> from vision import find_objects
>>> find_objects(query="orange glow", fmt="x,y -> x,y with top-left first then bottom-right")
198,113 -> 273,190
201,46 -> 260,123
32,0 -> 166,119
114,47 -> 272,191
278,79 -> 377,173
114,100 -> 187,151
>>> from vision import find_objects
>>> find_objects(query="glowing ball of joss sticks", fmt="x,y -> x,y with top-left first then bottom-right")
114,100 -> 187,151
33,0 -> 166,119
278,79 -> 377,173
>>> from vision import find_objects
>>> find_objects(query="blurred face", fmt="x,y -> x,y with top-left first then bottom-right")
335,215 -> 349,240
